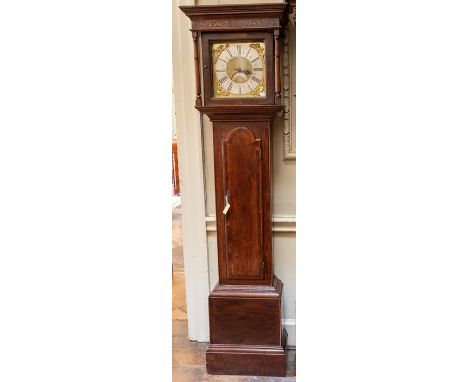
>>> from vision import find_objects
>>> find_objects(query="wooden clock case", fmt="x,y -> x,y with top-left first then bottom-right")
180,3 -> 289,377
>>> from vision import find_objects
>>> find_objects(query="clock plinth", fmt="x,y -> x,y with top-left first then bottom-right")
180,3 -> 290,377
206,276 -> 287,376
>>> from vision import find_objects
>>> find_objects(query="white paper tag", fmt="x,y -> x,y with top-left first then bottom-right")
223,202 -> 230,215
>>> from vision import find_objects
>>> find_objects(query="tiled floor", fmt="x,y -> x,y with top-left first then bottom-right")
172,203 -> 295,381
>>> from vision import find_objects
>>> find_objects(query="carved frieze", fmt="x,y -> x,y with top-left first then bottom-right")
192,18 -> 280,31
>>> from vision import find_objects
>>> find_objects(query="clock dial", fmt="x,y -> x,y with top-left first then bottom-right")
212,42 -> 266,98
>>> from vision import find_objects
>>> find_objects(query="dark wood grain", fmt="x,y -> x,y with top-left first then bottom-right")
210,297 -> 280,345
209,276 -> 283,346
196,105 -> 282,120
172,141 -> 180,195
180,3 -> 288,33
206,329 -> 287,376
180,3 -> 290,377
192,31 -> 202,106
213,120 -> 272,285
222,127 -> 264,280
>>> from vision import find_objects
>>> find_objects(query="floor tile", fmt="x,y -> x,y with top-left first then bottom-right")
173,367 -> 205,382
173,319 -> 188,338
172,346 -> 206,368
172,271 -> 187,320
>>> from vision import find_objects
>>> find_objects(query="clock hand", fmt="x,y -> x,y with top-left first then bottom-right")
233,68 -> 252,77
236,69 -> 251,76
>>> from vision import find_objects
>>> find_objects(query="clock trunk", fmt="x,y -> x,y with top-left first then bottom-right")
213,120 -> 272,285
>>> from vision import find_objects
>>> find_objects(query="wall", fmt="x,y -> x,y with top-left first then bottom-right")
173,0 -> 296,346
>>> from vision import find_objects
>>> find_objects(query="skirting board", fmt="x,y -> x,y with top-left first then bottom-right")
282,318 -> 296,348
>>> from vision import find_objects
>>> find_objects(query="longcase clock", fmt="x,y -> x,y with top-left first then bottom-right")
180,3 -> 289,377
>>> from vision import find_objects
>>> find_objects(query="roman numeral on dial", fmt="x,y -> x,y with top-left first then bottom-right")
251,57 -> 259,63
219,76 -> 228,84
252,76 -> 261,83
227,82 -> 233,92
253,68 -> 263,72
237,45 -> 241,55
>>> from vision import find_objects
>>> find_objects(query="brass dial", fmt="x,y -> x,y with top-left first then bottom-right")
212,42 -> 266,98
